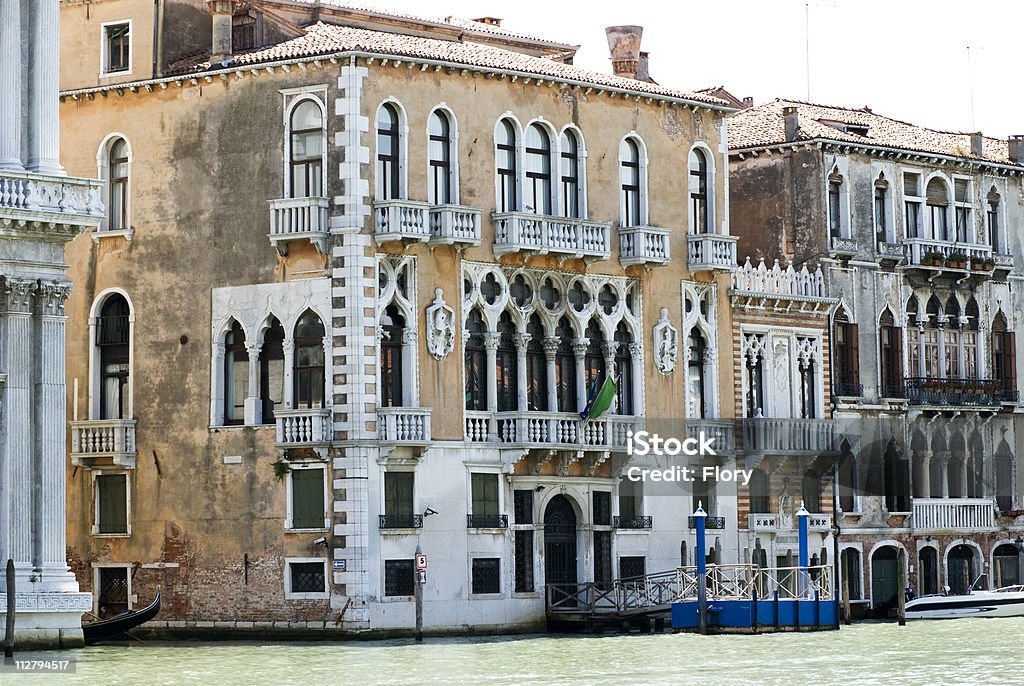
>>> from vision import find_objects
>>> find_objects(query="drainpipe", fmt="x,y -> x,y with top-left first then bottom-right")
151,0 -> 160,78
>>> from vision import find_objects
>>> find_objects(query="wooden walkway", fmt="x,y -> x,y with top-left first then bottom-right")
545,570 -> 679,632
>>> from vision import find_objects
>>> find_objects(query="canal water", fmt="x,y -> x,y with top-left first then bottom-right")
9,618 -> 1023,685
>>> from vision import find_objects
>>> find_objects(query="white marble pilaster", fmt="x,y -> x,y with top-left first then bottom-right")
0,0 -> 21,168
28,0 -> 62,174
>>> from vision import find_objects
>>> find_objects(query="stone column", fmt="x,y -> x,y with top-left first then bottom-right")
939,452 -> 950,498
514,333 -> 530,411
543,337 -> 559,412
244,341 -> 261,425
282,339 -> 295,409
211,341 -> 225,425
629,342 -> 644,416
401,329 -> 417,406
573,340 -> 589,413
0,0 -> 21,168
321,336 -> 332,409
28,0 -> 62,173
484,332 -> 499,436
919,451 -> 931,498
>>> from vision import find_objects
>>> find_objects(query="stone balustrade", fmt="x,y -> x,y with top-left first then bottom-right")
70,419 -> 137,468
428,204 -> 482,246
275,408 -> 332,447
620,225 -> 670,266
378,406 -> 432,444
912,497 -> 996,532
374,199 -> 431,242
268,196 -> 329,254
492,211 -> 611,260
466,410 -> 638,450
0,168 -> 103,229
687,233 -> 737,271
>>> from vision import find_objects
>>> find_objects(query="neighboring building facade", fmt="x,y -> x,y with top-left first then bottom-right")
729,99 -> 1024,616
0,0 -> 100,648
58,2 -> 742,633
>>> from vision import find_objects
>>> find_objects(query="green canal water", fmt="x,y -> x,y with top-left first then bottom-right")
7,619 -> 1023,685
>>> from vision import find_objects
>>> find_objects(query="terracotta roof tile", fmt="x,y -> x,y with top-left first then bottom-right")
730,99 -> 1016,165
187,22 -> 731,107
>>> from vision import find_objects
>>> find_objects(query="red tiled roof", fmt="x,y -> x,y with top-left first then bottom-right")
729,99 -> 1016,165
185,22 -> 731,107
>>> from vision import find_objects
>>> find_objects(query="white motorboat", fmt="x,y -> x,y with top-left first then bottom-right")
905,585 -> 1024,619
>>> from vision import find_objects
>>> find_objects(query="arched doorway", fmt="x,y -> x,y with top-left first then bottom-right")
544,495 -> 578,590
993,543 -> 1021,588
947,544 -> 977,595
871,546 -> 899,611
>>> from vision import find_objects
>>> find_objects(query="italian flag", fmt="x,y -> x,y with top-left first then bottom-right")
580,375 -> 616,421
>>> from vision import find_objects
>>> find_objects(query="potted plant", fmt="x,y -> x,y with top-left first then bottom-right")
945,251 -> 968,269
921,250 -> 945,267
972,257 -> 995,271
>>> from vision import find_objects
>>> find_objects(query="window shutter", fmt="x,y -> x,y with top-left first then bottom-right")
1006,332 -> 1017,392
926,179 -> 948,205
98,474 -> 127,534
385,472 -> 414,516
472,474 -> 498,516
903,174 -> 918,197
847,324 -> 860,385
892,327 -> 903,385
291,469 -> 324,529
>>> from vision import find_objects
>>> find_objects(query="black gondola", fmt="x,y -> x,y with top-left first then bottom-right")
83,589 -> 160,644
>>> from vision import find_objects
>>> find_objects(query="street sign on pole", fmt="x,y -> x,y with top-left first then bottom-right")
417,570 -> 427,585
416,553 -> 428,570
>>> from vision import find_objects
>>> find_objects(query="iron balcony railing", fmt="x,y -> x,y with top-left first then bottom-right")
466,514 -> 508,529
378,514 -> 423,529
613,515 -> 652,530
904,377 -> 1005,406
833,382 -> 864,398
688,516 -> 726,530
881,384 -> 907,399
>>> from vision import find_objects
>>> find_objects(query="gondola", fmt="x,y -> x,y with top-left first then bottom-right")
83,589 -> 161,644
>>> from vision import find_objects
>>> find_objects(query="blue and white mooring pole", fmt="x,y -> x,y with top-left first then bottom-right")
694,501 -> 708,634
797,501 -> 810,597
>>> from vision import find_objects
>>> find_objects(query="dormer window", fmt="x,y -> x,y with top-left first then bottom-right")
232,13 -> 258,51
819,119 -> 869,137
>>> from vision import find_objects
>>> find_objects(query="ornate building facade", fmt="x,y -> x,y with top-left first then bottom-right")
57,2 -> 741,633
0,0 -> 101,648
729,100 -> 1024,617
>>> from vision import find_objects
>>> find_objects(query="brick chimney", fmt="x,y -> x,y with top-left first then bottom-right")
742,97 -> 754,109
209,0 -> 237,65
605,25 -> 643,80
472,16 -> 503,26
1009,135 -> 1024,164
636,51 -> 652,83
783,106 -> 800,142
970,132 -> 984,158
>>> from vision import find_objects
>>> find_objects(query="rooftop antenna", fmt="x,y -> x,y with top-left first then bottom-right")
804,2 -> 835,102
966,45 -> 982,131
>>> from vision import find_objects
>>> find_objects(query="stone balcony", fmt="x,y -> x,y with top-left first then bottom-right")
491,211 -> 611,260
902,238 -> 998,279
742,418 -> 835,456
828,236 -> 859,259
0,168 -> 103,234
686,419 -> 736,454
903,377 -> 1012,408
275,408 -> 332,448
377,406 -> 432,447
465,410 -> 638,451
428,204 -> 482,247
70,419 -> 137,468
619,225 -> 670,266
374,199 -> 431,243
748,512 -> 831,533
268,196 -> 330,255
876,241 -> 904,266
686,233 -> 737,272
911,497 -> 996,532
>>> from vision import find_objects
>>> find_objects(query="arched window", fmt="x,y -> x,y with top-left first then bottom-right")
496,118 -> 518,212
802,469 -> 820,513
918,547 -> 938,596
376,103 -> 401,200
554,317 -> 577,413
687,329 -> 706,419
614,324 -> 633,415
294,311 -> 325,409
98,294 -> 131,420
526,315 -> 548,411
380,305 -> 405,408
260,318 -> 285,423
963,297 -> 979,378
874,175 -> 890,244
428,109 -> 454,205
464,309 -> 487,411
223,320 -> 247,425
944,297 -> 961,379
289,100 -> 324,198
749,469 -> 769,513
828,171 -> 843,238
987,188 -> 1002,253
688,148 -> 709,234
525,123 -> 552,215
926,177 -> 950,241
560,129 -> 582,218
879,310 -> 902,398
620,137 -> 642,227
838,447 -> 856,511
496,312 -> 518,411
584,320 -> 606,399
992,312 -> 1016,398
833,311 -> 859,396
107,137 -> 129,230
883,443 -> 909,512
996,444 -> 1014,512
922,296 -> 942,378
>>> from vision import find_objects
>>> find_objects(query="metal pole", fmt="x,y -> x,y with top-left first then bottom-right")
4,559 -> 14,658
414,544 -> 423,642
694,503 -> 707,635
797,502 -> 810,598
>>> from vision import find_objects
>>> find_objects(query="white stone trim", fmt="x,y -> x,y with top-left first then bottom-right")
427,103 -> 461,204
493,112 -> 524,212
98,20 -> 132,78
281,87 -> 328,199
332,63 -> 370,233
95,132 -> 133,238
92,563 -> 134,615
91,471 -> 131,537
687,141 -> 717,236
88,288 -> 135,421
374,97 -> 410,200
286,463 -> 330,531
618,132 -> 649,226
558,123 -> 589,219
284,557 -> 330,600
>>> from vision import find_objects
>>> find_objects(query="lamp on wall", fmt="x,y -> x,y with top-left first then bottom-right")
423,507 -> 439,517
535,485 -> 545,493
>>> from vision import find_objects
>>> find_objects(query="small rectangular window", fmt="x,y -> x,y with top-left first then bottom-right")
288,561 -> 326,595
471,473 -> 499,516
290,468 -> 325,530
103,23 -> 131,74
384,559 -> 415,597
618,478 -> 639,520
96,474 -> 128,535
96,567 -> 129,618
382,472 -> 415,528
471,558 -> 501,594
620,556 -> 646,580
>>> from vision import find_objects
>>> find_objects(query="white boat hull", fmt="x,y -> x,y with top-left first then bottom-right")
905,589 -> 1024,620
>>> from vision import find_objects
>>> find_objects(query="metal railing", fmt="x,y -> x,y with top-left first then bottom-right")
904,377 -> 1004,406
676,563 -> 835,602
546,570 -> 679,615
467,514 -> 508,528
833,382 -> 864,397
379,514 -> 423,529
613,515 -> 652,530
688,516 -> 726,530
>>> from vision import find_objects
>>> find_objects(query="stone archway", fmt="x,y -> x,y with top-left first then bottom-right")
947,544 -> 977,595
544,495 -> 579,589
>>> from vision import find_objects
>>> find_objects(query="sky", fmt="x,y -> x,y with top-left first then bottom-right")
350,0 -> 1022,138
